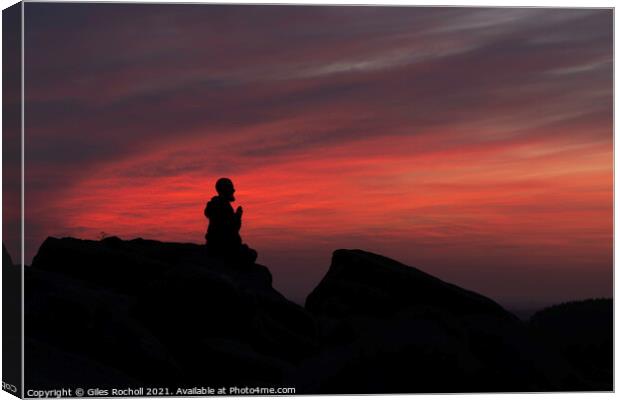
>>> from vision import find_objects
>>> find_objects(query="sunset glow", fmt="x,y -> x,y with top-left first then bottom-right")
19,4 -> 612,307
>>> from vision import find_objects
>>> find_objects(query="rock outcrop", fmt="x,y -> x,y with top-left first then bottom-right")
306,249 -> 515,320
529,298 -> 613,388
3,243 -> 22,395
300,249 -> 593,393
20,239 -> 611,393
26,237 -> 317,389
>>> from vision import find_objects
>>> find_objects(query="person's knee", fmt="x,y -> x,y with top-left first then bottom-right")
239,244 -> 257,263
248,248 -> 258,263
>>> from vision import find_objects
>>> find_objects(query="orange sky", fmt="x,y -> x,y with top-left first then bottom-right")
14,5 -> 613,308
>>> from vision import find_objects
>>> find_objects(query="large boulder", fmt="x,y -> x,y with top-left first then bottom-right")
26,236 -> 317,388
24,241 -> 610,393
306,249 -> 516,321
25,266 -> 181,388
529,298 -> 613,389
299,249 -> 590,393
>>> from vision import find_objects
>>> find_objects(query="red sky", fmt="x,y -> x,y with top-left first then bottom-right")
12,4 -> 612,308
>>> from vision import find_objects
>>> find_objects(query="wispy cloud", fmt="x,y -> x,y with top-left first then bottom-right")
20,4 -> 613,306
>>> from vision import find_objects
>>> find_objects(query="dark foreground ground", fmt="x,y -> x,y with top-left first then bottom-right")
7,237 -> 612,394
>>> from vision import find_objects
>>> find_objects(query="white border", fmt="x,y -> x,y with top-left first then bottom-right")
0,2 -> 615,400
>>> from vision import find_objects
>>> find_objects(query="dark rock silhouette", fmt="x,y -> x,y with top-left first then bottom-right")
21,240 -> 612,393
3,243 -> 22,396
26,237 -> 316,389
529,299 -> 612,388
3,243 -> 14,266
306,249 -> 516,320
300,249 -> 598,393
204,178 -> 257,263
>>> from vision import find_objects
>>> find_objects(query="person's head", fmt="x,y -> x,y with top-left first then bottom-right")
215,177 -> 235,201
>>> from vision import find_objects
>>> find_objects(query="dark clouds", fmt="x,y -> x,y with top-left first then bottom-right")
20,4 -> 613,307
24,5 -> 611,166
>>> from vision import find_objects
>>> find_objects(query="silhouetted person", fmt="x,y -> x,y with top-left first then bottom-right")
205,178 -> 257,264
